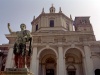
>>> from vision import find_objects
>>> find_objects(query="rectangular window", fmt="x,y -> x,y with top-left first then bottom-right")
36,24 -> 38,31
50,20 -> 54,27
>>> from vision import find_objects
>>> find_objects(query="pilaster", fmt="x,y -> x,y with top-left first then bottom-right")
83,57 -> 88,75
84,45 -> 94,75
30,46 -> 38,75
58,46 -> 64,75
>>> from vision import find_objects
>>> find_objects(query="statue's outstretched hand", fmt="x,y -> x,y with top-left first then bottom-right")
7,23 -> 12,33
8,23 -> 10,28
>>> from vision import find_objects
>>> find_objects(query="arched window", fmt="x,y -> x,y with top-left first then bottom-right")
50,20 -> 54,27
36,24 -> 38,31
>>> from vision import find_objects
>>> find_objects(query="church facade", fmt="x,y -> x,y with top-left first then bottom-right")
0,5 -> 100,75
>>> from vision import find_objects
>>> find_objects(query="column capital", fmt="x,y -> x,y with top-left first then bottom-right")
57,45 -> 63,47
83,42 -> 91,47
33,45 -> 38,47
33,46 -> 37,49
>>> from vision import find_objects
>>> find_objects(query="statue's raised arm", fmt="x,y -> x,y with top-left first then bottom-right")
7,23 -> 12,34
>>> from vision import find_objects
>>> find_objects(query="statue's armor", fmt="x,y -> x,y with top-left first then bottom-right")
13,30 -> 31,56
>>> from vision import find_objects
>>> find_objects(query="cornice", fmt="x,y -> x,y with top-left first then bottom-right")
32,31 -> 93,36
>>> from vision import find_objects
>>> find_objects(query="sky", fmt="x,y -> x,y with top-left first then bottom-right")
0,0 -> 100,45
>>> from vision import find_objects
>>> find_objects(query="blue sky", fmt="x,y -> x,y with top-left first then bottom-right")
0,0 -> 100,44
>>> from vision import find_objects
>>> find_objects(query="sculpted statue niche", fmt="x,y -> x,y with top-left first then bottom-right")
7,23 -> 32,68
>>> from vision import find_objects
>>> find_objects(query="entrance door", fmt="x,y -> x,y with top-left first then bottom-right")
68,70 -> 76,75
46,69 -> 54,75
95,69 -> 100,75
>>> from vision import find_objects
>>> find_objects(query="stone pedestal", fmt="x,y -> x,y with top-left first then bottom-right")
0,68 -> 34,75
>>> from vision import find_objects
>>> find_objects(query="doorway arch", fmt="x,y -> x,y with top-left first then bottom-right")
38,48 -> 57,75
65,48 -> 84,75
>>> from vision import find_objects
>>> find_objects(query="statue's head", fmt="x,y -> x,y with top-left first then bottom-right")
20,23 -> 26,30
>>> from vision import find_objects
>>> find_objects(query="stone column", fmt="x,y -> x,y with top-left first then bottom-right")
84,45 -> 94,75
58,46 -> 64,75
30,47 -> 38,75
5,47 -> 14,69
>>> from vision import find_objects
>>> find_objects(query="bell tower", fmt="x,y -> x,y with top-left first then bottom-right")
74,17 -> 93,32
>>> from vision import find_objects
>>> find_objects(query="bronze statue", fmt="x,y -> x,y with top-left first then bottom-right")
8,23 -> 32,68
